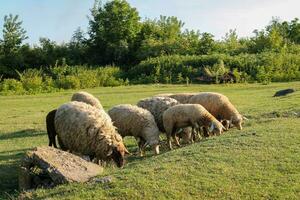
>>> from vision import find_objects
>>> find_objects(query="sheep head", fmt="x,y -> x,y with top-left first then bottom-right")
107,143 -> 130,168
231,114 -> 243,130
209,121 -> 226,136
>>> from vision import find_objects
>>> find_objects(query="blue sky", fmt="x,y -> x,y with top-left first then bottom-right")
0,0 -> 299,45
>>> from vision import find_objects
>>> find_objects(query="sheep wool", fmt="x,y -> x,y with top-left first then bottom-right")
155,93 -> 197,104
137,96 -> 179,132
55,101 -> 127,167
188,92 -> 243,130
71,91 -> 103,109
108,104 -> 160,155
163,104 -> 225,149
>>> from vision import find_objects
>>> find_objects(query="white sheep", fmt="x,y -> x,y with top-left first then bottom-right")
163,104 -> 226,149
71,91 -> 103,109
188,92 -> 246,130
54,101 -> 129,167
108,104 -> 160,156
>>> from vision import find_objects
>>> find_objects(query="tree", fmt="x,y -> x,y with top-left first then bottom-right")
69,27 -> 87,65
135,16 -> 186,60
88,0 -> 141,66
1,14 -> 28,55
198,32 -> 215,55
0,14 -> 28,76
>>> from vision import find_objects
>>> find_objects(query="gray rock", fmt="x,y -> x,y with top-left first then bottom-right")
19,147 -> 103,190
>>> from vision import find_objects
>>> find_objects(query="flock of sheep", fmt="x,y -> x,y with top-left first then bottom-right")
46,91 -> 247,168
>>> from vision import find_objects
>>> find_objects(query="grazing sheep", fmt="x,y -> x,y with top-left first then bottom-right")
163,104 -> 225,150
55,101 -> 129,167
108,104 -> 160,156
71,91 -> 103,109
137,97 -> 194,144
155,93 -> 197,104
46,109 -> 57,148
137,96 -> 179,132
188,92 -> 245,130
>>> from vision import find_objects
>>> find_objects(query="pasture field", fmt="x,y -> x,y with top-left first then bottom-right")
0,82 -> 300,199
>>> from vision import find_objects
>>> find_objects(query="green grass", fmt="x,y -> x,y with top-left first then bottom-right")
0,82 -> 300,199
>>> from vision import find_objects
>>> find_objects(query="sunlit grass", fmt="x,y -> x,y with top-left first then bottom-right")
0,82 -> 299,199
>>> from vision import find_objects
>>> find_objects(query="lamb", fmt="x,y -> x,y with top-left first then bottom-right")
55,101 -> 129,167
108,104 -> 160,156
155,93 -> 197,104
46,109 -> 58,148
163,104 -> 226,150
188,92 -> 245,130
71,91 -> 103,109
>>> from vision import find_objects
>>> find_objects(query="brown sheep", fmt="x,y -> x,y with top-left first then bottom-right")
188,92 -> 245,130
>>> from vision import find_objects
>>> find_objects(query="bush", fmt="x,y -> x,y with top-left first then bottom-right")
128,53 -> 300,83
56,75 -> 81,89
0,79 -> 24,94
17,69 -> 43,94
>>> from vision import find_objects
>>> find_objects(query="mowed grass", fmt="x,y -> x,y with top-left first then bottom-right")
0,82 -> 300,199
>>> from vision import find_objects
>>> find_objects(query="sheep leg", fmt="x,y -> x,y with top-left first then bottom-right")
171,127 -> 180,147
191,127 -> 196,143
57,136 -> 68,151
167,135 -> 173,150
52,136 -> 57,148
202,127 -> 210,138
138,137 -> 146,156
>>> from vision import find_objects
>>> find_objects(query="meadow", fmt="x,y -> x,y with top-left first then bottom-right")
0,82 -> 300,199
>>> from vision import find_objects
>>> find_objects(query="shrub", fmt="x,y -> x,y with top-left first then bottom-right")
17,69 -> 43,93
128,53 -> 300,83
0,79 -> 24,94
56,75 -> 81,89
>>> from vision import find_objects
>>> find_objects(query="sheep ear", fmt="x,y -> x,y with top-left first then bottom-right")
208,123 -> 214,132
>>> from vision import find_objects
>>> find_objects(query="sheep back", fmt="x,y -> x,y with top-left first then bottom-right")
108,104 -> 160,145
163,104 -> 221,134
71,91 -> 103,109
155,93 -> 197,104
188,92 -> 240,120
55,101 -> 123,160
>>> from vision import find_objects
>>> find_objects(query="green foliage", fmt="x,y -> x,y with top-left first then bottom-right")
0,66 -> 128,94
88,0 -> 141,65
204,60 -> 228,83
0,78 -> 24,94
56,75 -> 81,90
129,53 -> 300,84
17,69 -> 43,93
1,2 -> 300,85
2,14 -> 28,54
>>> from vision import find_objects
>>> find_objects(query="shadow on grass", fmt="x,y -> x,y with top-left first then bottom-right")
0,129 -> 45,140
0,146 -> 34,198
0,130 -> 44,196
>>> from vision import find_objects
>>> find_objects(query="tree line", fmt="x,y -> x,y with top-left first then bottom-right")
0,0 -> 300,94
